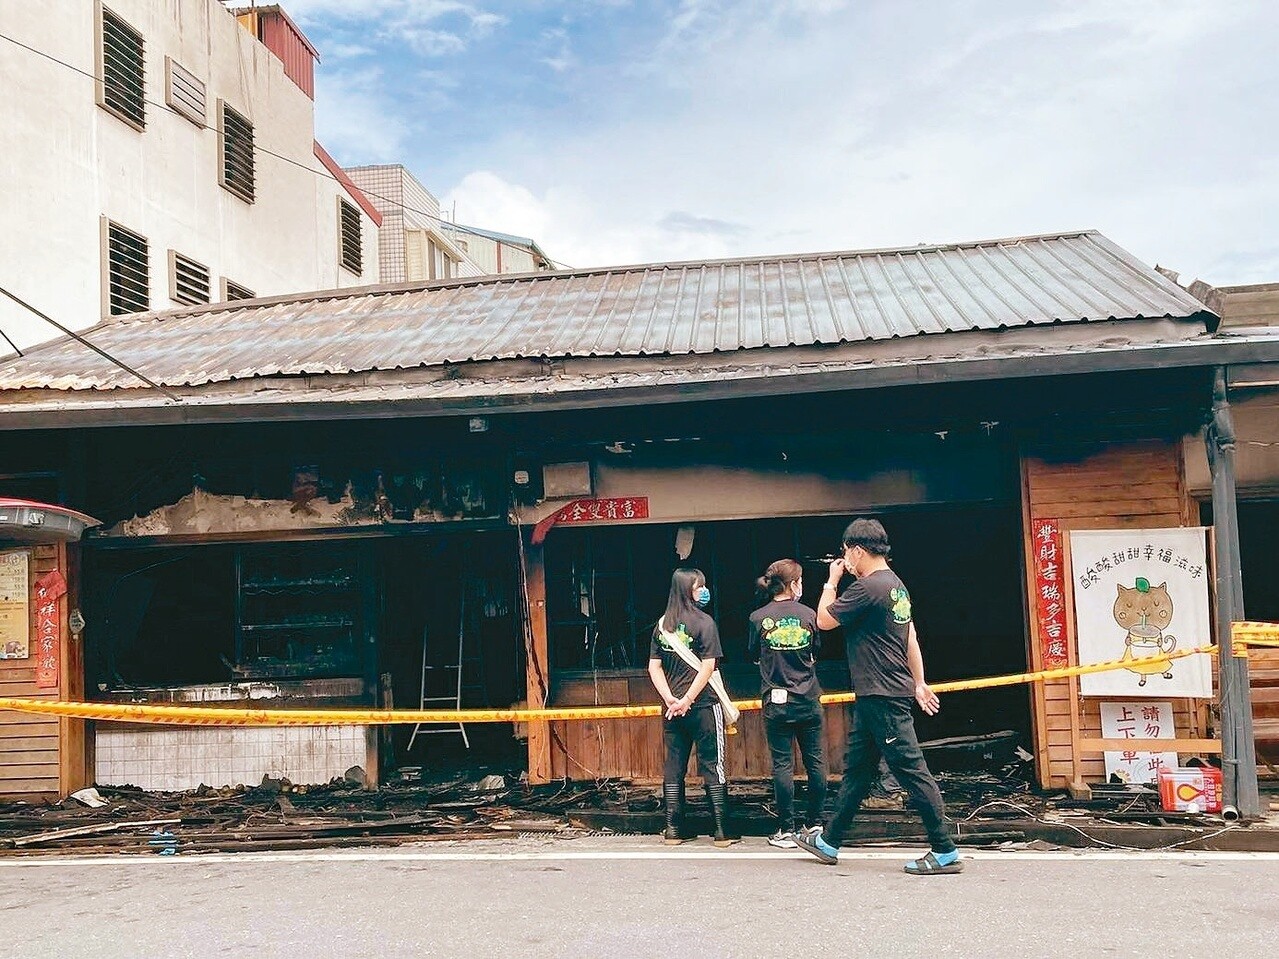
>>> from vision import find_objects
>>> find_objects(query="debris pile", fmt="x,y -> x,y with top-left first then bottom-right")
0,769 -> 578,857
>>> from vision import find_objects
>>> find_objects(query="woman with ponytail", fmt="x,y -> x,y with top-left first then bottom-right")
749,559 -> 828,848
647,567 -> 736,847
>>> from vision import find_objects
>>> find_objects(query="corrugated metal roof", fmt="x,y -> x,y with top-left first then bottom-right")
0,231 -> 1212,392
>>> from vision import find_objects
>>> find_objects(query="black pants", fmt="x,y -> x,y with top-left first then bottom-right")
764,696 -> 828,831
826,696 -> 956,854
663,703 -> 727,785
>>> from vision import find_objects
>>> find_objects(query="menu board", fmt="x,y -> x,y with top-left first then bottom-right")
0,551 -> 30,659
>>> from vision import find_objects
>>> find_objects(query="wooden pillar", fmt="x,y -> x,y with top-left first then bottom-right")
58,542 -> 88,796
524,536 -> 553,784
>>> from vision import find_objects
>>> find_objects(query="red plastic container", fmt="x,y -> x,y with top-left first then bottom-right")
1157,767 -> 1223,813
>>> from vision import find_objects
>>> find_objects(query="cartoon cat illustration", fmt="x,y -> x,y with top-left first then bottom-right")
1113,577 -> 1177,685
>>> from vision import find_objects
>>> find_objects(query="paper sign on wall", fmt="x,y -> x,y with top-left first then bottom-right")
0,551 -> 30,660
1069,528 -> 1212,698
1100,701 -> 1177,784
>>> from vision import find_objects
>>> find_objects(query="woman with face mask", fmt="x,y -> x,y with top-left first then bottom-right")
750,559 -> 828,848
648,567 -> 736,846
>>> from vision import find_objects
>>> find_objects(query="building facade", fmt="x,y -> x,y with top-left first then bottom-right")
346,164 -> 555,283
0,232 -> 1272,809
0,0 -> 380,350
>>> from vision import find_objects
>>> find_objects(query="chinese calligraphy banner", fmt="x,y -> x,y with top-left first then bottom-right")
1100,701 -> 1177,784
1031,520 -> 1069,669
0,551 -> 30,660
1070,528 -> 1212,698
531,497 -> 650,545
34,569 -> 66,688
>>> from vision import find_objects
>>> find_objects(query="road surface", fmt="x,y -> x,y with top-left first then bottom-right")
4,837 -> 1276,958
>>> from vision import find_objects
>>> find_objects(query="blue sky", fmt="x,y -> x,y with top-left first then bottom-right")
289,0 -> 1278,283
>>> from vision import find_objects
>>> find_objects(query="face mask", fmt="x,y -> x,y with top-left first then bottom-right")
694,586 -> 711,607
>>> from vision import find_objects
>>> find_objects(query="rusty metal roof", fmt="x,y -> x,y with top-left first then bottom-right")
0,231 -> 1212,392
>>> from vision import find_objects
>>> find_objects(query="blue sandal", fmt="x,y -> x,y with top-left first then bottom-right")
904,850 -> 963,875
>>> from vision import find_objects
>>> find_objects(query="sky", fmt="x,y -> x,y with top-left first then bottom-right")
286,0 -> 1278,285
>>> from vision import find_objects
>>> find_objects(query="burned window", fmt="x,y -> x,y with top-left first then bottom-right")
165,57 -> 205,126
339,198 -> 362,274
104,220 -> 149,315
222,278 -> 255,302
169,251 -> 210,305
219,102 -> 255,202
99,6 -> 146,129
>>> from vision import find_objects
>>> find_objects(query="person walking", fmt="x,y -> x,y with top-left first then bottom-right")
648,567 -> 737,847
794,519 -> 962,875
750,559 -> 829,849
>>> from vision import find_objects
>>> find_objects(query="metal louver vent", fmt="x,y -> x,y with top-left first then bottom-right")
220,103 -> 255,202
100,7 -> 145,129
166,58 -> 206,126
170,251 -> 210,305
106,222 -> 149,315
222,279 -> 255,302
339,199 -> 362,274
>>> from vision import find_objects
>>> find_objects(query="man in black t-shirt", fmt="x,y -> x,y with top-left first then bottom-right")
794,519 -> 962,876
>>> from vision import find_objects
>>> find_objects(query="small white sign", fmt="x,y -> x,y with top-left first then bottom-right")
1100,700 -> 1177,784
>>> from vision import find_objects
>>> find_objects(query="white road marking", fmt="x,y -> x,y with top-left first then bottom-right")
3,847 -> 1277,867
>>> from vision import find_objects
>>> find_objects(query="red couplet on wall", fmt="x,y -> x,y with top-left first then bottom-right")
1032,519 -> 1069,669
33,570 -> 66,689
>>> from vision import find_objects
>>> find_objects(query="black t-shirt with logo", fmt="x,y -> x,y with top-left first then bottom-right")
648,608 -> 723,708
748,599 -> 822,701
827,569 -> 915,699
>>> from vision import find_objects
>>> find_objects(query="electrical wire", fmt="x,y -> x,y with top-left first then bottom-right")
960,798 -> 1243,852
0,283 -> 181,399
0,30 -> 561,259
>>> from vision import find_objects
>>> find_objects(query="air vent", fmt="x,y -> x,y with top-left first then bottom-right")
219,102 -> 255,202
222,279 -> 255,301
99,7 -> 145,129
339,199 -> 362,275
166,57 -> 205,126
170,251 -> 210,305
104,220 -> 149,315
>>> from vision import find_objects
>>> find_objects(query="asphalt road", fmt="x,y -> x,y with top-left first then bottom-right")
4,838 -> 1277,959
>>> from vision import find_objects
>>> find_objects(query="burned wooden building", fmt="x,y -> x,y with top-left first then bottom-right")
0,231 -> 1274,806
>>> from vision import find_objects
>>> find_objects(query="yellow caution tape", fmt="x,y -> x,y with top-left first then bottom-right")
0,642 -> 1230,727
1231,621 -> 1279,652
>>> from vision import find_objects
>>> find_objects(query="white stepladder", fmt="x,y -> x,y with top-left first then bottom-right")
407,592 -> 470,751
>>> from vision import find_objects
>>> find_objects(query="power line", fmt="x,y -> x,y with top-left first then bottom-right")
0,285 -> 181,400
0,29 -> 556,257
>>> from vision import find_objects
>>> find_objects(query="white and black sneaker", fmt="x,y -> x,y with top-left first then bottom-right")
768,830 -> 797,849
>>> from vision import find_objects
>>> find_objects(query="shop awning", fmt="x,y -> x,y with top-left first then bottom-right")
0,499 -> 100,544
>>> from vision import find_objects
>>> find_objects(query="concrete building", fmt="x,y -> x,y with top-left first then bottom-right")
447,225 -> 556,275
0,1 -> 381,350
346,164 -> 555,283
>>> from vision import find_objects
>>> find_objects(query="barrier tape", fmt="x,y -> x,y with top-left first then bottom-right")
0,641 -> 1238,728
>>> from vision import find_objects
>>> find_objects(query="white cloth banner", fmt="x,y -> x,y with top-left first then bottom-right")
1069,527 -> 1213,698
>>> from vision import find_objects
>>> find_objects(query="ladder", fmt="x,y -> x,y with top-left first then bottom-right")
407,585 -> 487,752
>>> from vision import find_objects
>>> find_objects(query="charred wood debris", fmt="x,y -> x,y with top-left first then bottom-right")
0,753 -> 1243,857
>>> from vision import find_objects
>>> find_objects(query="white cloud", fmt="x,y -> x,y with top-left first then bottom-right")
435,0 -> 1278,284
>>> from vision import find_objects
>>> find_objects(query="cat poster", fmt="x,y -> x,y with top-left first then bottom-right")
1069,528 -> 1213,698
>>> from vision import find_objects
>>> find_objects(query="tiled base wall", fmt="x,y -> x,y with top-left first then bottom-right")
95,725 -> 370,791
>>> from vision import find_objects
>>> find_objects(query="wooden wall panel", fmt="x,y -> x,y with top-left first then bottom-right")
0,545 -> 61,797
547,691 -> 850,784
1023,441 -> 1209,790
1249,648 -> 1279,776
